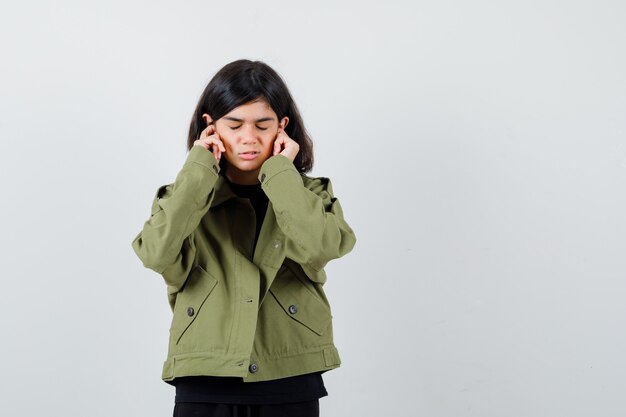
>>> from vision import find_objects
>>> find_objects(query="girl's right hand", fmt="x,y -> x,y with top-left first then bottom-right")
193,117 -> 226,162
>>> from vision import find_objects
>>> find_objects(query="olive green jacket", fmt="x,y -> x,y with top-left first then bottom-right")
131,146 -> 356,383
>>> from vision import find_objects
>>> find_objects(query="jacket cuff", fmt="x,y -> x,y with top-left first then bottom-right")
185,145 -> 220,176
258,155 -> 302,186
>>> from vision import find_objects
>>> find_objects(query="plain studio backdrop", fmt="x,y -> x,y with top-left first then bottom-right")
1,1 -> 625,416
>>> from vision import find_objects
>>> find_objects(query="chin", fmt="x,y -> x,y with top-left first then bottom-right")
233,162 -> 263,172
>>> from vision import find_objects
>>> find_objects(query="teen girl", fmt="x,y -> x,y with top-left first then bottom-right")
132,59 -> 356,417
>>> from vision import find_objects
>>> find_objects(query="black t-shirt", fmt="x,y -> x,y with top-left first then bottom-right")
227,180 -> 269,247
174,373 -> 328,405
174,178 -> 328,404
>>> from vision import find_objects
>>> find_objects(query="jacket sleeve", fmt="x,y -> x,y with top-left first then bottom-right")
258,155 -> 356,272
131,146 -> 220,291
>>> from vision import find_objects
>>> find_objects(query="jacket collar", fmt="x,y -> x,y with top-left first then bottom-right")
210,175 -> 238,208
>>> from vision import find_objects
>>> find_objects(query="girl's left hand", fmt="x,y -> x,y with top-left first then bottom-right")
273,128 -> 300,162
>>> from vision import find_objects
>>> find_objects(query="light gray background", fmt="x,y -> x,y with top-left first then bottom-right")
1,1 -> 625,416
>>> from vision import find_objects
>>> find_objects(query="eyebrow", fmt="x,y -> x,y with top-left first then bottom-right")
223,116 -> 275,123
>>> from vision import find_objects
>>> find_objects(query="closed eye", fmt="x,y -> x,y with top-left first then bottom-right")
229,125 -> 268,131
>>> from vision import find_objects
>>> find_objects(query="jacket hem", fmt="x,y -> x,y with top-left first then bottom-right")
162,345 -> 341,383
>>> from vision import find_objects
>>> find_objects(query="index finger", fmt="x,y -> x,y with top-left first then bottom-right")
273,136 -> 283,155
200,123 -> 216,137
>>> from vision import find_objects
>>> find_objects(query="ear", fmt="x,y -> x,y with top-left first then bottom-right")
279,117 -> 289,130
202,113 -> 213,126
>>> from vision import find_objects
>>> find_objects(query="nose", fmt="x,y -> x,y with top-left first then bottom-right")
239,124 -> 259,144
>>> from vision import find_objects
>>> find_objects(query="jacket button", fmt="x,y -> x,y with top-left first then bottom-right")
187,307 -> 195,317
249,363 -> 258,373
260,173 -> 266,182
288,305 -> 298,314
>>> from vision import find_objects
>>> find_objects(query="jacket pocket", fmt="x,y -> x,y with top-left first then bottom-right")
269,269 -> 332,336
170,265 -> 218,345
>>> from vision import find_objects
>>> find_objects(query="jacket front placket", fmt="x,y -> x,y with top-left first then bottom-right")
221,192 -> 261,366
252,200 -> 287,306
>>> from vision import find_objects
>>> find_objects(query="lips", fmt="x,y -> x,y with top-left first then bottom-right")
239,151 -> 259,160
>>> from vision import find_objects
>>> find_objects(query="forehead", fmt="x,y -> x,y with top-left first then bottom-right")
224,99 -> 277,121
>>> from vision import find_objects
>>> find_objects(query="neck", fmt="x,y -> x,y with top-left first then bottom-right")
225,167 -> 261,185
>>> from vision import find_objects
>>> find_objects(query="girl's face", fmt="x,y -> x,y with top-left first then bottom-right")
214,99 -> 289,184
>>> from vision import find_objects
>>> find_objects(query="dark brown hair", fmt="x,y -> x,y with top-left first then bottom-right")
187,59 -> 314,173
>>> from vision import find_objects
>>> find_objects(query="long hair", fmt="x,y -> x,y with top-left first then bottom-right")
187,59 -> 314,173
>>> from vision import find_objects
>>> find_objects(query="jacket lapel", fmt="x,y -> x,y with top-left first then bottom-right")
210,177 -> 286,305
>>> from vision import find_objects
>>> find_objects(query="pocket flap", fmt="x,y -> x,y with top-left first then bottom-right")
170,265 -> 218,344
269,272 -> 331,336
